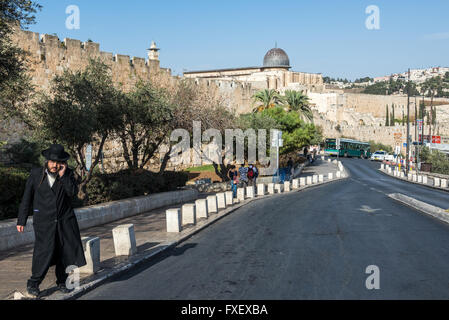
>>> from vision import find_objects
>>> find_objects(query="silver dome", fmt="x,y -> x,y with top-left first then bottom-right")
263,48 -> 290,68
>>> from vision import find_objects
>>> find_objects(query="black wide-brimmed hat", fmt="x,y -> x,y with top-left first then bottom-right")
42,144 -> 70,162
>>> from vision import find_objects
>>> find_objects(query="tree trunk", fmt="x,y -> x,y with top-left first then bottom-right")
159,144 -> 172,173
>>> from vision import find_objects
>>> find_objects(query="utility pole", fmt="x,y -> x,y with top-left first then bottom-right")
414,96 -> 419,173
406,68 -> 411,175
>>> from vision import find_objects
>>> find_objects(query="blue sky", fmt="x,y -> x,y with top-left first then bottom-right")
28,0 -> 449,80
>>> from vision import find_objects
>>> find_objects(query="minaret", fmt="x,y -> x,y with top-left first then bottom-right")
147,41 -> 160,61
147,41 -> 160,73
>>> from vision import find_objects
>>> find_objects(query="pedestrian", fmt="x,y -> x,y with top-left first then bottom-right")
312,147 -> 317,163
228,165 -> 239,198
286,157 -> 294,181
252,164 -> 259,186
238,164 -> 249,187
247,164 -> 255,186
17,144 -> 86,298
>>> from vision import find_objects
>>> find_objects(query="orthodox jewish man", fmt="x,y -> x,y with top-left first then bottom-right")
17,144 -> 86,298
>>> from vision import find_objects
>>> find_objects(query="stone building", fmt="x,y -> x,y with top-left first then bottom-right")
184,47 -> 324,92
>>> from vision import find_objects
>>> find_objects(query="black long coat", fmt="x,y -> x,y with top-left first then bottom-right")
17,167 -> 86,270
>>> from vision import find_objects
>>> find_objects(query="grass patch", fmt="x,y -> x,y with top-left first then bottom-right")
184,164 -> 216,172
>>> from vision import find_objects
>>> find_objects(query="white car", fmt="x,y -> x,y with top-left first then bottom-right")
370,151 -> 387,161
384,153 -> 397,162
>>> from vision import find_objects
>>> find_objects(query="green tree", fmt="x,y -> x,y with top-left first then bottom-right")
385,105 -> 389,126
252,89 -> 281,112
281,90 -> 313,122
391,104 -> 395,126
0,0 -> 42,120
32,59 -> 122,201
117,80 -> 173,170
261,107 -> 322,155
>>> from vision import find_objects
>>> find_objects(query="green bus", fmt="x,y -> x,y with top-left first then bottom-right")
324,138 -> 371,158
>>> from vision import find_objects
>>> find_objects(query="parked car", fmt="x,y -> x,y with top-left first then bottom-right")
384,153 -> 397,162
370,150 -> 387,161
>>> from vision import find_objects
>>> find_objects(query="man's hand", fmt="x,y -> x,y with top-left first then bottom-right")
59,162 -> 67,177
17,225 -> 24,233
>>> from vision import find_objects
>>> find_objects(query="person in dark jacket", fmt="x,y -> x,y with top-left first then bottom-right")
16,144 -> 86,298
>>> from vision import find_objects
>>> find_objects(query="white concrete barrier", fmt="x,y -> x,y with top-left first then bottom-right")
423,176 -> 428,184
268,183 -> 275,194
381,163 -> 385,170
225,191 -> 234,206
434,177 -> 441,187
207,195 -> 218,214
407,173 -> 412,181
195,199 -> 208,219
318,174 -> 324,183
216,192 -> 227,209
166,208 -> 182,233
112,224 -> 137,256
328,172 -> 333,180
412,174 -> 417,182
306,176 -> 312,185
79,236 -> 100,274
182,203 -> 196,225
237,188 -> 245,202
275,184 -> 283,193
400,171 -> 405,178
257,184 -> 265,196
246,186 -> 255,198
0,188 -> 200,252
300,177 -> 306,186
284,181 -> 291,192
336,171 -> 341,178
441,179 -> 448,188
312,175 -> 318,184
292,179 -> 299,189
321,156 -> 325,161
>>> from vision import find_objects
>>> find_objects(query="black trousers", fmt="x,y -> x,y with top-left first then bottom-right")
27,230 -> 68,288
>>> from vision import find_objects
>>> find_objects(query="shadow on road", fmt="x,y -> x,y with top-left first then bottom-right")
105,243 -> 198,283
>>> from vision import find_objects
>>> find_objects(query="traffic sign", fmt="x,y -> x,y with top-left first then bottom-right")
432,135 -> 441,144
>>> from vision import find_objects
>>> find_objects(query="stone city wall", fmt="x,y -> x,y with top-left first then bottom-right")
10,26 -> 170,93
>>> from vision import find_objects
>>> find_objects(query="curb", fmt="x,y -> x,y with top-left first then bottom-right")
36,164 -> 348,300
378,168 -> 449,194
387,193 -> 449,225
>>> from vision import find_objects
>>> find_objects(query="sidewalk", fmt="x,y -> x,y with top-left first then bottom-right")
380,164 -> 449,193
0,158 -> 343,300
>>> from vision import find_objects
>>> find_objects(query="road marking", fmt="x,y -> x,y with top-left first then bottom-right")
369,187 -> 384,194
359,205 -> 381,213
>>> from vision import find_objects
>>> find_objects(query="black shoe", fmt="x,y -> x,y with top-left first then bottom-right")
26,286 -> 40,298
57,283 -> 73,294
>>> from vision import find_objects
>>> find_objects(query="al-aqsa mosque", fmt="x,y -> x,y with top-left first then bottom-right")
183,46 -> 324,92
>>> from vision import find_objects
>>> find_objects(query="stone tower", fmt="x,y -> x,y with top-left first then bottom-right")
147,41 -> 160,72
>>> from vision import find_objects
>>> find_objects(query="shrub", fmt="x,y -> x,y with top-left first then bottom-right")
6,138 -> 44,166
0,166 -> 30,220
84,169 -> 189,206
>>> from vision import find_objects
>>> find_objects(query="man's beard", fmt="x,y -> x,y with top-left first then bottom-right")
46,163 -> 58,178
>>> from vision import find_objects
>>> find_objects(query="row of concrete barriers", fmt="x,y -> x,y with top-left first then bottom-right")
77,160 -> 347,277
381,163 -> 449,189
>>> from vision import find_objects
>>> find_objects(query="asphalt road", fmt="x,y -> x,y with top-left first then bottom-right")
80,158 -> 449,299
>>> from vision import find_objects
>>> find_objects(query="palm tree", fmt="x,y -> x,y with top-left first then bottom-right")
281,90 -> 313,122
252,89 -> 281,113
